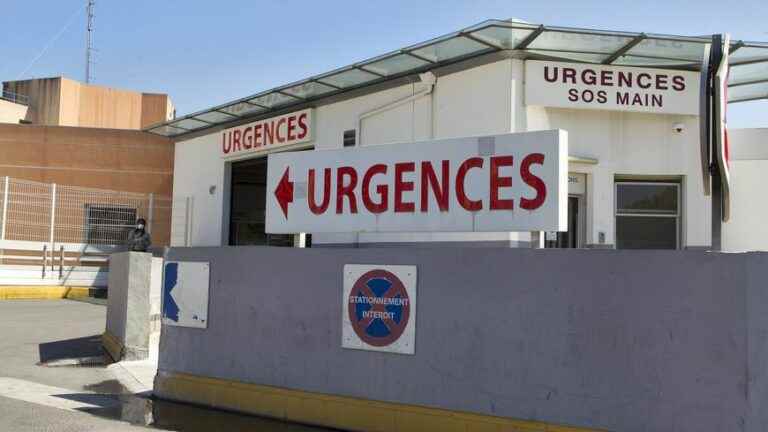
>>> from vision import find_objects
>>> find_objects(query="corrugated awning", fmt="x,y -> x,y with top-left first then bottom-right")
145,19 -> 768,139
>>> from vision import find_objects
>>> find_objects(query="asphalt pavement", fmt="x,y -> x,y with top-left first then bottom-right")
0,300 -> 149,431
0,299 -> 330,432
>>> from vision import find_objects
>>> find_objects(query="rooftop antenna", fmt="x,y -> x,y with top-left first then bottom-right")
85,0 -> 95,83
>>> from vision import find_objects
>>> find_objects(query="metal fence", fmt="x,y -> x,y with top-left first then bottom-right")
0,177 -> 171,247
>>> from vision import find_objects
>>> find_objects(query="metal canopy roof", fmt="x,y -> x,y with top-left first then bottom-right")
145,19 -> 768,139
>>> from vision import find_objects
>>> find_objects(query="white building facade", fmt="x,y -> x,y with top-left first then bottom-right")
148,20 -> 768,252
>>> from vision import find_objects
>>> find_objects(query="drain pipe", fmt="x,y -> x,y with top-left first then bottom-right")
356,71 -> 436,146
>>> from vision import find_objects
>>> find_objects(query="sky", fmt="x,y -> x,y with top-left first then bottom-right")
1,0 -> 765,127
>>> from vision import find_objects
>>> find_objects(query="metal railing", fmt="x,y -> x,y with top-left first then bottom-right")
0,176 -> 171,247
0,90 -> 29,106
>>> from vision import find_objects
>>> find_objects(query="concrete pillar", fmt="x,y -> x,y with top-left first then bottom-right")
103,251 -> 163,361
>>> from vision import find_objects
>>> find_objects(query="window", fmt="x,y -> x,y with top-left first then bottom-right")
343,130 -> 356,147
85,205 -> 137,245
615,182 -> 680,249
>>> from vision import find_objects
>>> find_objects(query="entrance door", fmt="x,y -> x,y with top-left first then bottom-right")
228,157 -> 294,246
546,196 -> 580,248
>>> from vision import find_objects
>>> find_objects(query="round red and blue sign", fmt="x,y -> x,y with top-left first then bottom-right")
347,269 -> 411,347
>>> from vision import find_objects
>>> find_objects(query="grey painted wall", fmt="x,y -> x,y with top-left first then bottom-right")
158,246 -> 768,432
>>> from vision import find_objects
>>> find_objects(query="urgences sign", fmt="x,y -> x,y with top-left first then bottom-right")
220,109 -> 312,159
265,130 -> 568,234
525,61 -> 700,115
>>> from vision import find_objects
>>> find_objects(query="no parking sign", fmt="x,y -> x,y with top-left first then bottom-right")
342,264 -> 417,354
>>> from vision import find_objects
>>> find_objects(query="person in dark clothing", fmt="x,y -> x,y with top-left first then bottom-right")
127,218 -> 152,252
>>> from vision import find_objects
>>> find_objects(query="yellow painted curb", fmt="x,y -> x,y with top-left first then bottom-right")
0,286 -> 95,300
155,371 -> 604,432
101,331 -> 123,362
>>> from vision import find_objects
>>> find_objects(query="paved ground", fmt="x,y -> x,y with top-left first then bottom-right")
0,299 -> 329,432
0,300 -> 149,431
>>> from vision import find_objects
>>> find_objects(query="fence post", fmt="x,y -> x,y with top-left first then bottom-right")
1,176 -> 9,240
49,183 -> 56,270
148,193 -> 155,234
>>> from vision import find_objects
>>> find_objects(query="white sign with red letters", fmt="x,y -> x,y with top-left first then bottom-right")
525,61 -> 700,115
265,130 -> 568,234
220,109 -> 313,159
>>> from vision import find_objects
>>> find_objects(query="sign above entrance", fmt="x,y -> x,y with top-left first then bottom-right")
525,61 -> 699,115
265,130 -> 568,234
220,109 -> 313,159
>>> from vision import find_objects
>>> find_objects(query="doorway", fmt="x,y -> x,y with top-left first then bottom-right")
546,196 -> 582,248
228,157 -> 294,246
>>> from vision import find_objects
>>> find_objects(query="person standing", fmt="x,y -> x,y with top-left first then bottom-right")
126,218 -> 152,252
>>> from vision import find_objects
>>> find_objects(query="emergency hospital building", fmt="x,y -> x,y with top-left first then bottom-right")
145,19 -> 768,251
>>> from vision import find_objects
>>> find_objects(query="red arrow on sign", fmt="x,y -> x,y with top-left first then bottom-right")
274,167 -> 294,218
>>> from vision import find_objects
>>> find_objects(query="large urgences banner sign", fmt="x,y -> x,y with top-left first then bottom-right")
525,61 -> 700,115
265,130 -> 568,234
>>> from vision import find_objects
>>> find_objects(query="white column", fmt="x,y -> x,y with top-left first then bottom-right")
49,183 -> 57,248
147,193 -> 155,234
1,176 -> 9,240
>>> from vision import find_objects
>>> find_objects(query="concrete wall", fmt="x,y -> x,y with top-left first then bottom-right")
0,99 -> 28,124
0,123 -> 174,245
172,57 -> 716,249
0,123 -> 173,194
2,77 -> 173,129
141,93 -> 175,129
724,128 -> 768,251
158,246 -> 768,431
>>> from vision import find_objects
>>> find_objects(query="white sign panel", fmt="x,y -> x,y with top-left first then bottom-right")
220,109 -> 313,159
162,261 -> 210,329
342,264 -> 417,355
266,130 -> 568,233
525,61 -> 700,115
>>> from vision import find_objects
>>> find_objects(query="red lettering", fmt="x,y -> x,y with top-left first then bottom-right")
420,160 -> 449,212
287,116 -> 297,141
520,153 -> 547,210
242,127 -> 253,149
362,164 -> 388,213
336,167 -> 358,214
233,129 -> 242,152
394,162 -> 415,213
456,157 -> 483,211
297,113 -> 309,139
221,132 -> 231,154
276,118 -> 286,143
264,121 -> 275,145
254,124 -> 263,147
490,156 -> 514,210
308,168 -> 331,214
